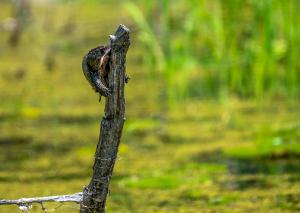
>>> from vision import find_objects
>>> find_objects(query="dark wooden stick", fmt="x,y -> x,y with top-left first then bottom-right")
80,25 -> 130,213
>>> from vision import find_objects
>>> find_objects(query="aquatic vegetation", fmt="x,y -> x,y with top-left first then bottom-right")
127,0 -> 300,100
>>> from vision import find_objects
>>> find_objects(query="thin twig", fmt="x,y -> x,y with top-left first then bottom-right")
0,192 -> 82,206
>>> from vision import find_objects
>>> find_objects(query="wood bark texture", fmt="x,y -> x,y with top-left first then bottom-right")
80,24 -> 130,213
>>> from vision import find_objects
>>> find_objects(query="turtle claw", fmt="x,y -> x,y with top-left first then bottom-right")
99,86 -> 112,97
92,75 -> 111,98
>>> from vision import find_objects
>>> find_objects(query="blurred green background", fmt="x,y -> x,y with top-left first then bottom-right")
1,0 -> 300,212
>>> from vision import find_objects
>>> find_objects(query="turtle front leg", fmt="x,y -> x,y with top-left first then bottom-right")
98,47 -> 111,79
96,47 -> 111,101
91,72 -> 111,98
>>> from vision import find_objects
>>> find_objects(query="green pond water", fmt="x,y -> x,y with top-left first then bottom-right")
0,1 -> 300,212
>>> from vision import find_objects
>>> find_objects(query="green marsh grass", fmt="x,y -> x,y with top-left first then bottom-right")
127,0 -> 300,101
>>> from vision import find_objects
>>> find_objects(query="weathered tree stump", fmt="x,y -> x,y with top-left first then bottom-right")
0,24 -> 130,213
80,25 -> 130,213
